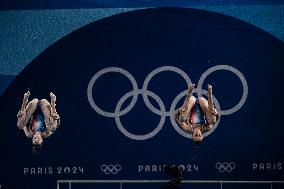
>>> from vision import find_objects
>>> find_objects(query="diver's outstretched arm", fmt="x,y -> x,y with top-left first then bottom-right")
17,91 -> 38,129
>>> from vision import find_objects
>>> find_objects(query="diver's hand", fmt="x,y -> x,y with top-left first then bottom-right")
22,91 -> 30,108
24,91 -> 30,100
50,92 -> 56,103
187,84 -> 195,95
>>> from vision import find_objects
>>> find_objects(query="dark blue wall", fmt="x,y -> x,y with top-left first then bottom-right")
0,7 -> 284,189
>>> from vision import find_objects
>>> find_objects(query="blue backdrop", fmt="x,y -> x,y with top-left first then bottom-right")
0,7 -> 284,189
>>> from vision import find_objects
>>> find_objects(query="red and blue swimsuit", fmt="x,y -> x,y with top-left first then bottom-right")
29,106 -> 46,134
189,100 -> 206,125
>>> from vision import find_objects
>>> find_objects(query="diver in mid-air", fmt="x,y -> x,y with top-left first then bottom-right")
175,84 -> 219,144
17,91 -> 60,154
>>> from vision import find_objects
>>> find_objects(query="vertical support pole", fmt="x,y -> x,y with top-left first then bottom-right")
120,182 -> 123,189
270,183 -> 273,189
220,181 -> 223,189
69,182 -> 72,189
57,182 -> 59,189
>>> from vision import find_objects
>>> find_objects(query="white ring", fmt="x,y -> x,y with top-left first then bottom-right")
88,65 -> 248,140
87,67 -> 139,118
115,89 -> 166,140
115,164 -> 122,171
170,89 -> 221,139
229,162 -> 236,169
142,66 -> 192,117
197,65 -> 248,115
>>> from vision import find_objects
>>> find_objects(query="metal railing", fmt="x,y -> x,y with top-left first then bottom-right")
57,179 -> 284,189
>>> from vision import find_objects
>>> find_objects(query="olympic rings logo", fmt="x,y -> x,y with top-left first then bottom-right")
215,162 -> 236,173
101,164 -> 122,174
87,65 -> 248,140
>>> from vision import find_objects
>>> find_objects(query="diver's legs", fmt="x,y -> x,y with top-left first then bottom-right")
40,95 -> 60,132
198,96 -> 209,113
25,99 -> 39,122
183,84 -> 196,116
17,97 -> 38,129
50,92 -> 57,114
39,99 -> 52,126
175,84 -> 196,124
207,84 -> 214,111
199,85 -> 218,125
